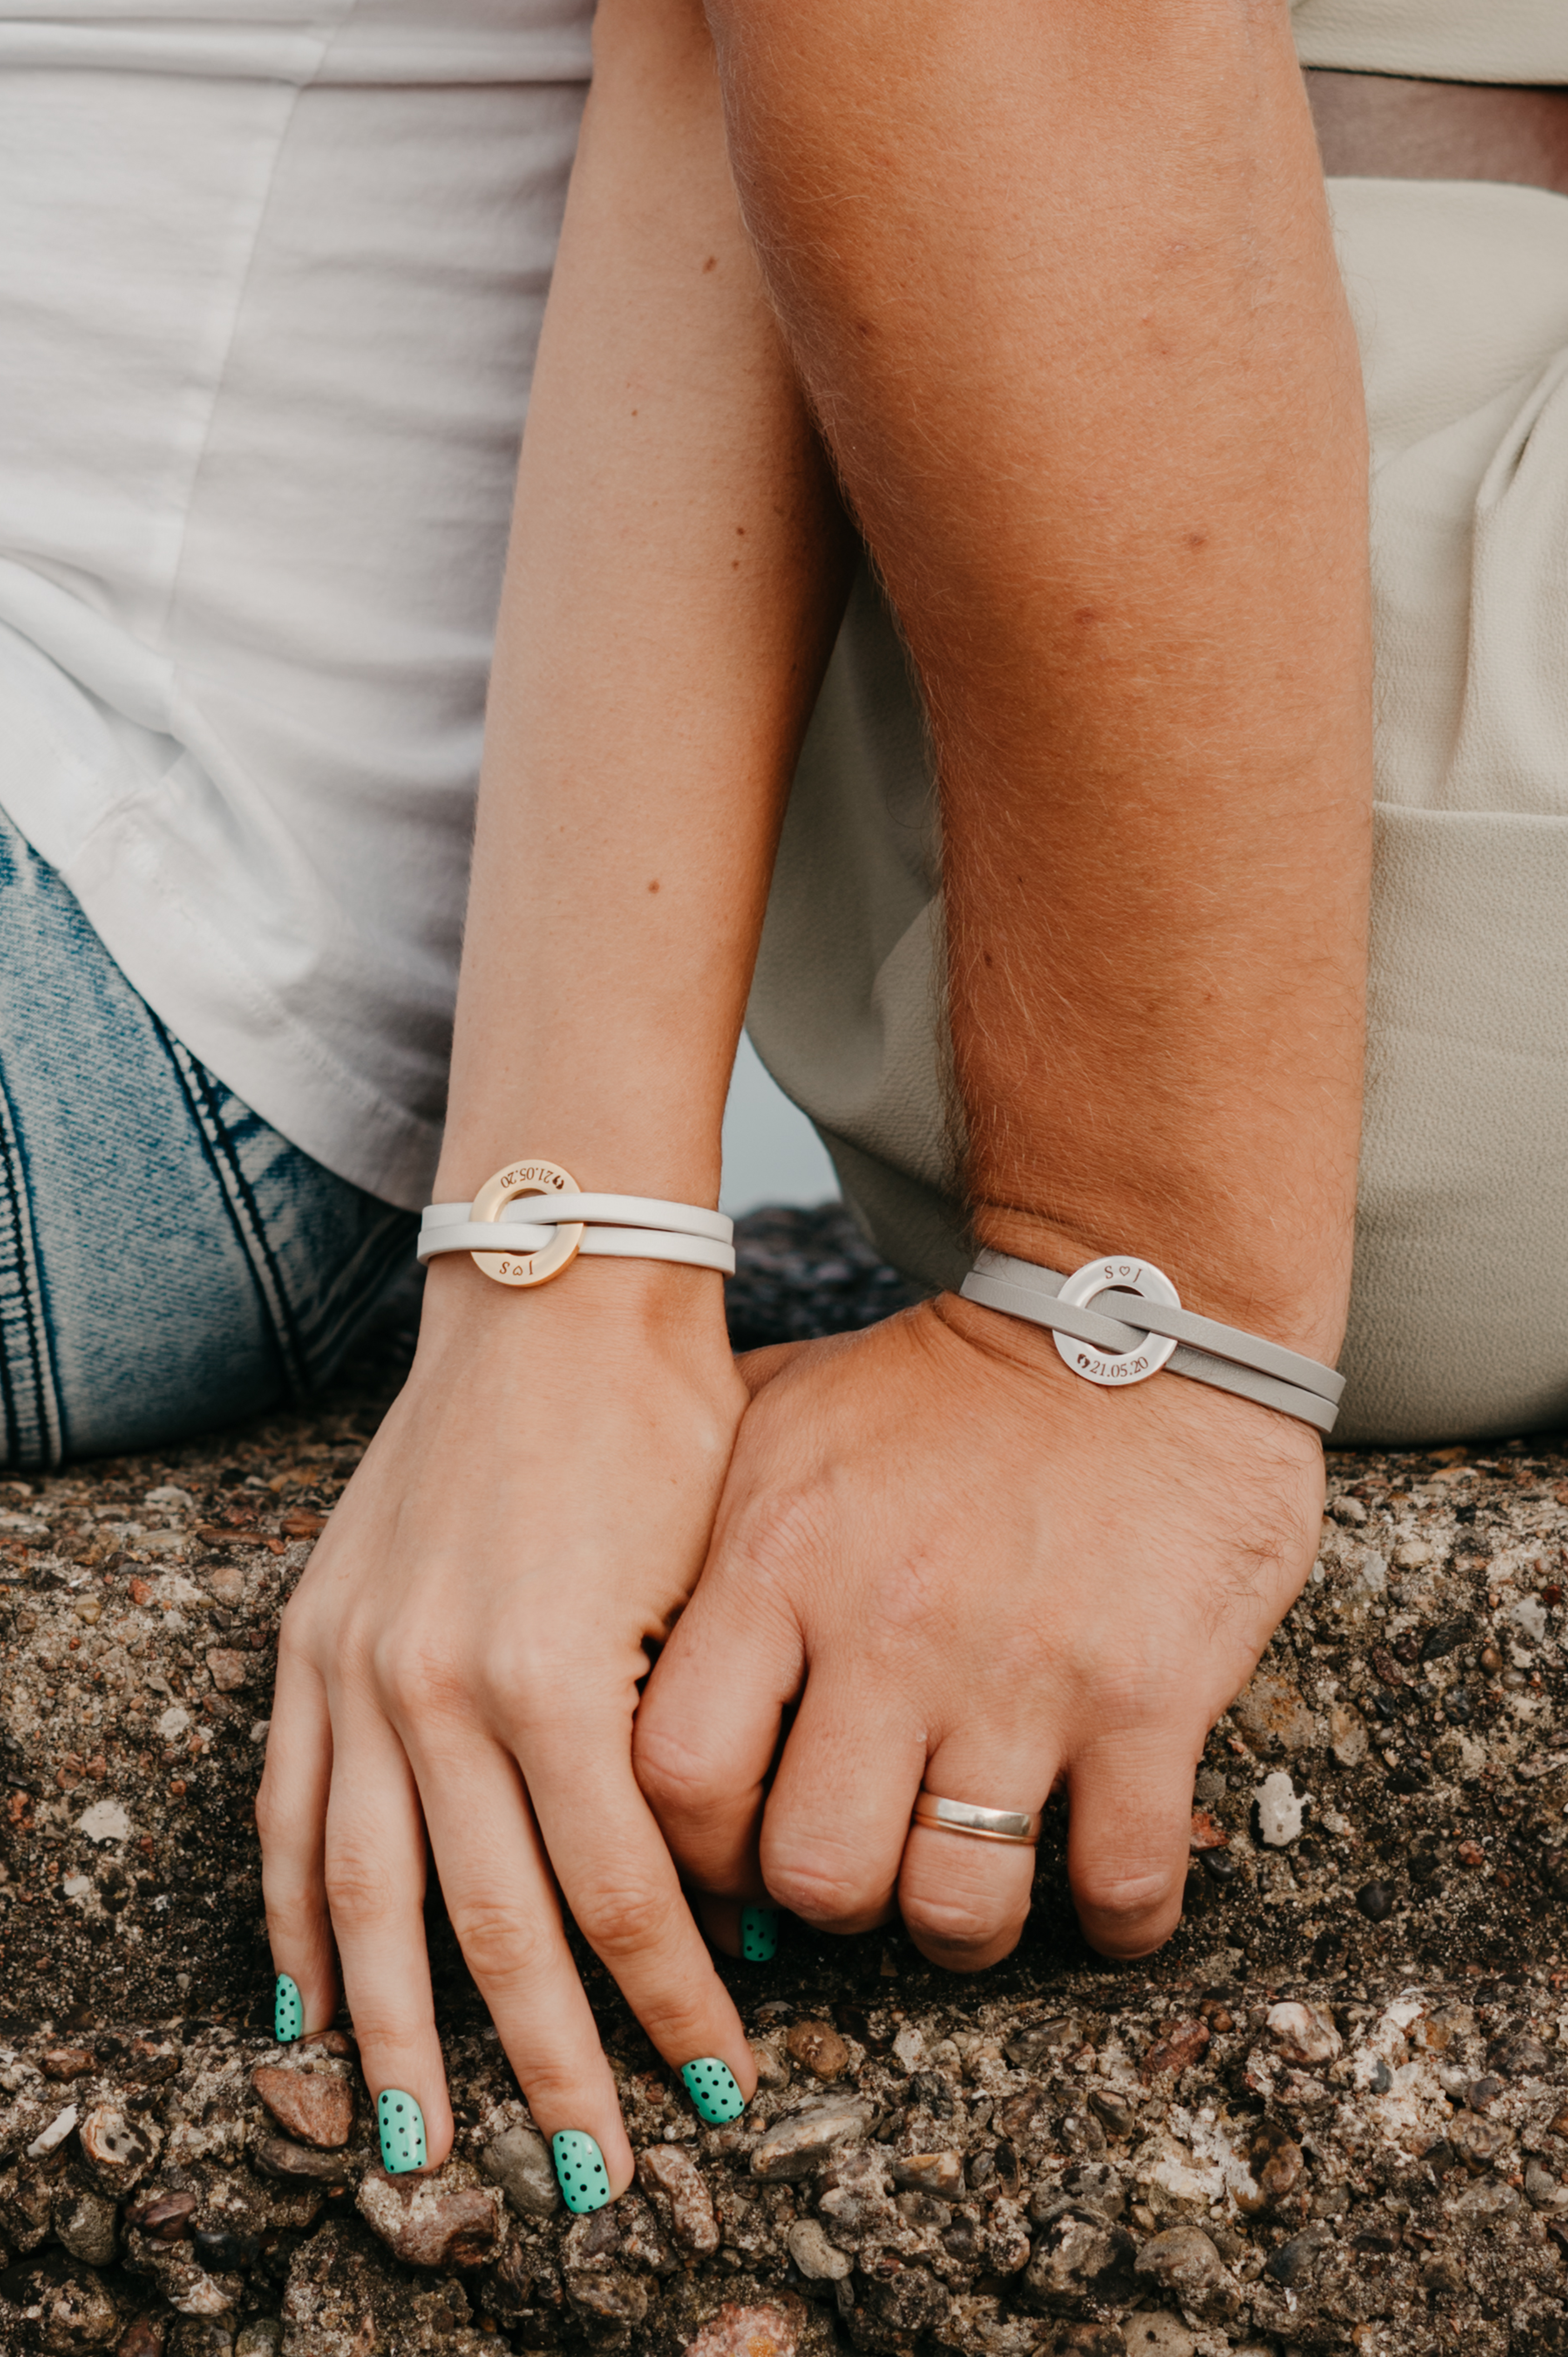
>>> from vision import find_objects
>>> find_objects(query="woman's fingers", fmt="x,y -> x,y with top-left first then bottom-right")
1065,1731 -> 1202,1959
319,1710 -> 454,2172
256,1646 -> 340,2043
897,1736 -> 1053,1972
515,1700 -> 759,2121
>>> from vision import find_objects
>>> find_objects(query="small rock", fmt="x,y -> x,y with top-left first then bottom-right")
1445,2176 -> 1520,2221
40,2046 -> 96,2080
1330,1495 -> 1367,1525
1448,2112 -> 1510,2166
3,2255 -> 121,2351
749,2040 -> 789,2090
1022,2206 -> 1134,2310
355,2166 -> 502,2269
1134,2225 -> 1223,2296
684,2303 -> 800,2357
1466,2073 -> 1504,2111
1255,1770 -> 1303,1847
480,2124 -> 560,2219
77,1799 -> 131,1845
26,2103 -> 80,2158
1062,2162 -> 1124,2219
233,2325 -> 282,2357
1188,1809 -> 1226,1852
1266,2002 -> 1341,2066
1234,1671 -> 1317,1755
204,1649 -> 249,1692
55,2186 -> 120,2267
749,2098 -> 871,2180
1088,2088 -> 1136,2137
1140,2020 -> 1209,2080
889,2150 -> 964,2197
79,2105 -> 160,2193
1264,2224 -> 1329,2285
787,2218 -> 851,2281
252,2133 -> 354,2183
1526,2158 -> 1568,2212
1329,1703 -> 1369,1767
638,2143 -> 719,2255
1356,1880 -> 1394,1922
784,2019 -> 849,2082
126,2189 -> 197,2241
204,1566 -> 247,1607
296,2030 -> 357,2059
1002,2018 -> 1076,2069
1123,2320 -> 1195,2357
115,2323 -> 166,2357
251,2064 -> 353,2150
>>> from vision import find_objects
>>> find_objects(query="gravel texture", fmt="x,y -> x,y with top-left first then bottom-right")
4,1212 -> 1568,2352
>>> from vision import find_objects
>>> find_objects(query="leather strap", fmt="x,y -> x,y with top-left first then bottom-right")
417,1193 -> 735,1277
961,1249 -> 1343,1434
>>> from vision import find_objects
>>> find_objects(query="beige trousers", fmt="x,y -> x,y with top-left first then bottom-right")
749,178 -> 1568,1448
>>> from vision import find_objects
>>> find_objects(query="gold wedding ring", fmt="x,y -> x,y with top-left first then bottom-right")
912,1791 -> 1043,1847
469,1158 -> 585,1288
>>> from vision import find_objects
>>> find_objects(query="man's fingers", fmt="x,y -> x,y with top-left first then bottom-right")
517,1710 -> 758,2123
757,1673 -> 923,1935
320,1712 -> 454,2171
635,1550 -> 804,1904
257,1647 -> 339,2041
898,1737 -> 1051,1972
1066,1736 -> 1200,1959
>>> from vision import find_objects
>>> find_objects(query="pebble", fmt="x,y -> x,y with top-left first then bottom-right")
1256,1769 -> 1304,1846
204,1648 -> 249,1692
26,2102 -> 80,2157
1356,1879 -> 1394,1922
55,2185 -> 120,2266
77,1798 -> 131,1844
480,2123 -> 561,2219
355,2167 -> 503,2270
79,2104 -> 159,2192
1140,2019 -> 1209,2080
784,2018 -> 849,2082
749,2039 -> 789,2090
888,2150 -> 964,2197
786,2218 -> 852,2281
234,2324 -> 283,2356
252,2132 -> 354,2183
634,2142 -> 717,2255
127,2189 -> 197,2241
749,2097 -> 870,2180
251,2063 -> 353,2150
40,2044 -> 96,2079
1266,2001 -> 1342,2066
114,2322 -> 166,2357
1329,1701 -> 1369,1766
683,2302 -> 800,2357
1123,2320 -> 1196,2357
1134,2225 -> 1223,2295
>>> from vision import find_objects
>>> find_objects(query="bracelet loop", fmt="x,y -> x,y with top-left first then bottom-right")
416,1162 -> 737,1285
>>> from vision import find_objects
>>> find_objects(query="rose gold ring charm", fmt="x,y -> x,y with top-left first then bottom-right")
468,1158 -> 585,1288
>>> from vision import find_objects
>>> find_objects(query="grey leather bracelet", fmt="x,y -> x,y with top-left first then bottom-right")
959,1248 -> 1344,1435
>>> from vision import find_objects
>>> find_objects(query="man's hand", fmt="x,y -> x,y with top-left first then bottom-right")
636,1294 -> 1323,1966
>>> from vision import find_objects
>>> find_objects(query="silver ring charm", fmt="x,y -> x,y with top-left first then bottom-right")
911,1792 -> 1043,1847
1051,1255 -> 1180,1389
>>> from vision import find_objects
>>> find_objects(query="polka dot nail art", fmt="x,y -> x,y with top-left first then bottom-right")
553,2130 -> 612,2213
378,2089 -> 427,2174
740,1906 -> 779,1962
274,1974 -> 303,2043
681,2057 -> 746,2124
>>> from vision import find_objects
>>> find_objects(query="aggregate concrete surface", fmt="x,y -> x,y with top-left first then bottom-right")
4,1216 -> 1568,2354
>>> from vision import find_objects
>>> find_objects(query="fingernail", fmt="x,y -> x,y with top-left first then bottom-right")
681,2058 -> 746,2124
378,2090 -> 427,2173
553,2130 -> 611,2213
740,1906 -> 779,1962
274,1974 -> 303,2043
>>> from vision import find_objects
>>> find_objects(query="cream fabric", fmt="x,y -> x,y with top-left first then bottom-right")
0,4 -> 591,1210
751,172 -> 1568,1445
1290,0 -> 1566,84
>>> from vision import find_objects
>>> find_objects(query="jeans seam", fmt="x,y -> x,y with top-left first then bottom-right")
154,1017 -> 310,1403
0,1062 -> 64,1469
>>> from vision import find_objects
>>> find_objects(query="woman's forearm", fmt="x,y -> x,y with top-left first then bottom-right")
435,0 -> 849,1212
705,0 -> 1371,1359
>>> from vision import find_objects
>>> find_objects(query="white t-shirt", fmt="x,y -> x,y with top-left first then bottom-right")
0,2 -> 592,1209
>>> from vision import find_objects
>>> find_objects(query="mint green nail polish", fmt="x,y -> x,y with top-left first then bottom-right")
740,1906 -> 779,1963
682,2058 -> 746,2124
378,2090 -> 427,2173
553,2130 -> 611,2213
275,1974 -> 303,2043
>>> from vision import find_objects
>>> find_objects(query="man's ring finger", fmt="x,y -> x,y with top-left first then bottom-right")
911,1791 -> 1042,1846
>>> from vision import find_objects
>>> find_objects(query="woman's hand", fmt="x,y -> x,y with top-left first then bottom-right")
635,1291 -> 1324,1969
257,1256 -> 758,2197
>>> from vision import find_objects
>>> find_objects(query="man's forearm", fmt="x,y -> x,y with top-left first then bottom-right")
436,0 -> 849,1213
704,0 -> 1371,1358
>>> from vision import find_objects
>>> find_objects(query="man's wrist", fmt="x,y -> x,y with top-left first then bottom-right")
967,1202 -> 1352,1369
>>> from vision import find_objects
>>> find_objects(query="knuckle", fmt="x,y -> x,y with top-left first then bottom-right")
761,1851 -> 881,1930
446,1895 -> 555,1991
323,1844 -> 406,1933
720,1482 -> 830,1587
632,1720 -> 728,1823
900,1889 -> 1017,1960
570,1873 -> 682,1965
374,1634 -> 469,1723
1073,1863 -> 1176,1932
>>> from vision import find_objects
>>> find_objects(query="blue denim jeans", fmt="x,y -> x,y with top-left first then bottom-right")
0,812 -> 416,1466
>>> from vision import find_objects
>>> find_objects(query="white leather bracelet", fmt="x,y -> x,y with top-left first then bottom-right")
417,1159 -> 735,1287
960,1248 -> 1344,1434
